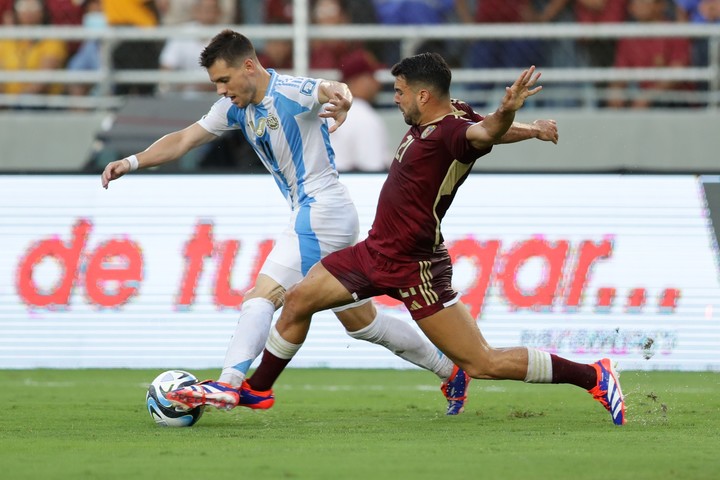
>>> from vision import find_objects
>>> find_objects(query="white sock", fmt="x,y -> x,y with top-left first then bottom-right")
524,348 -> 553,383
218,297 -> 276,387
265,325 -> 303,359
347,311 -> 453,380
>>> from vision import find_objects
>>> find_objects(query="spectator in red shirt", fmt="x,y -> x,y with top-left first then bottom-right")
1,0 -> 82,25
575,0 -> 629,22
608,0 -> 691,108
264,0 -> 292,23
309,0 -> 363,69
257,35 -> 294,70
574,0 -> 629,67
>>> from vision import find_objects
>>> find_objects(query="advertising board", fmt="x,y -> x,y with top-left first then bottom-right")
1,174 -> 718,370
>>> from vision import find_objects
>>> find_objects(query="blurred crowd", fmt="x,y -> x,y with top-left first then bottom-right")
0,0 -> 719,109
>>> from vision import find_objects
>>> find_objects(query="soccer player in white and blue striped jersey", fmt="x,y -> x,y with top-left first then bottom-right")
101,29 -> 469,415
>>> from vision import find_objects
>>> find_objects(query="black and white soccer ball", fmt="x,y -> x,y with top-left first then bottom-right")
146,370 -> 204,427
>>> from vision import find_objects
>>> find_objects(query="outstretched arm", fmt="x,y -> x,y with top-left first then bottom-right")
101,123 -> 216,189
496,119 -> 558,144
466,66 -> 543,150
318,80 -> 353,133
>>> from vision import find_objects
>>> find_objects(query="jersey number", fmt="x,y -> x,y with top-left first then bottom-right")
394,135 -> 414,164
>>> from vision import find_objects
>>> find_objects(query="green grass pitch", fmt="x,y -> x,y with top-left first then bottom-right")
2,369 -> 719,480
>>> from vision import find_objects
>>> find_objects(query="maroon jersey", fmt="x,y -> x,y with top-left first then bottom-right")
366,100 -> 491,261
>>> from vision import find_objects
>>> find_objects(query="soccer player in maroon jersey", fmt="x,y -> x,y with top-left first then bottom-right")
243,53 -> 626,425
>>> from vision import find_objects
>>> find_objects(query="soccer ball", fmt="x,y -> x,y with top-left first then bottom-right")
146,370 -> 204,427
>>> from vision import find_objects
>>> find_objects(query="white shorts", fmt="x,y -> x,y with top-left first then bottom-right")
260,186 -> 360,290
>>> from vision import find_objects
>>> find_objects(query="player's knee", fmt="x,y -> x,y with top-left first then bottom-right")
246,277 -> 286,309
283,284 -> 317,317
245,289 -> 284,310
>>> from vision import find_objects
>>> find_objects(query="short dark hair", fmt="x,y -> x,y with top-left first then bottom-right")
390,52 -> 451,98
200,29 -> 256,69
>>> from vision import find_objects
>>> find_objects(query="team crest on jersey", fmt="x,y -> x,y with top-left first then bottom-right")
421,125 -> 437,139
266,113 -> 280,130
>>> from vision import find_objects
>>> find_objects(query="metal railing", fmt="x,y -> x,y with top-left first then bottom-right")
1,20 -> 719,109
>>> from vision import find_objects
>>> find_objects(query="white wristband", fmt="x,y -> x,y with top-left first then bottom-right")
126,155 -> 139,172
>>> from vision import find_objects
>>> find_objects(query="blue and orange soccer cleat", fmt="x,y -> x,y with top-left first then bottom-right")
440,365 -> 470,415
237,381 -> 275,410
165,380 -> 240,411
588,358 -> 626,426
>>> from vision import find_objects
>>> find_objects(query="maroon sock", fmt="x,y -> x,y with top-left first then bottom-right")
246,348 -> 292,392
550,354 -> 597,390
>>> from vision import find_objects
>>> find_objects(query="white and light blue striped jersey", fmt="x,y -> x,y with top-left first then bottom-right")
198,69 -> 343,210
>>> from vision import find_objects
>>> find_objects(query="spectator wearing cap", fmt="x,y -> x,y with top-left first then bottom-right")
329,50 -> 392,172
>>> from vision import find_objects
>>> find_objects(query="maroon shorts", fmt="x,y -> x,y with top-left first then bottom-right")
321,240 -> 458,320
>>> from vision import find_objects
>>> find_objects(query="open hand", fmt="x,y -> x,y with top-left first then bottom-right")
501,66 -> 543,113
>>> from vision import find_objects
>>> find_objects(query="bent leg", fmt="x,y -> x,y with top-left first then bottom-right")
166,274 -> 286,410
277,262 -> 356,344
337,301 -> 453,380
247,262 -> 354,391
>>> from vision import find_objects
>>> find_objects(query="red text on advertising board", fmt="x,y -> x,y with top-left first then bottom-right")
16,219 -> 143,308
14,220 -> 681,315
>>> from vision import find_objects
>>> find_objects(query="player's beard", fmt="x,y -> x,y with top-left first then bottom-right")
400,102 -> 420,126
